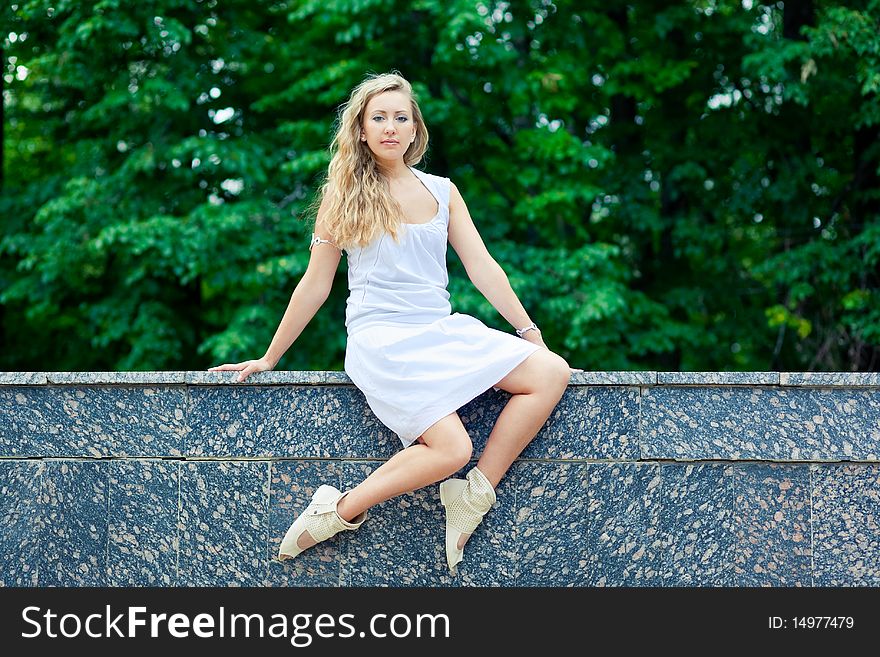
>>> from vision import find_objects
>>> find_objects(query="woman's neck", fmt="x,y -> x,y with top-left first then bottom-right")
377,160 -> 411,182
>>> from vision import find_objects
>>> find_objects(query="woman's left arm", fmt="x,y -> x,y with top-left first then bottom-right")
447,181 -> 583,372
447,181 -> 531,328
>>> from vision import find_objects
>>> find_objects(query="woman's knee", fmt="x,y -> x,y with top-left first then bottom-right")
529,352 -> 571,401
548,352 -> 572,390
446,438 -> 473,469
421,412 -> 473,468
497,350 -> 570,395
432,430 -> 472,469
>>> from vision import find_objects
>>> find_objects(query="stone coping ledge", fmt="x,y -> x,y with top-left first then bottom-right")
1,371 -> 879,386
0,456 -> 872,465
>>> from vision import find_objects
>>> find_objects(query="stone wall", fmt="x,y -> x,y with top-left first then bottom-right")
1,371 -> 878,586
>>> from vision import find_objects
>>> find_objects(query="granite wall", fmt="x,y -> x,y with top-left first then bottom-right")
1,371 -> 878,587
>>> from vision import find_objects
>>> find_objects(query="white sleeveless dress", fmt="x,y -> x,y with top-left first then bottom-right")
341,166 -> 541,449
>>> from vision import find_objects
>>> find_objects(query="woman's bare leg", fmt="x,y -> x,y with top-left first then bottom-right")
292,412 -> 472,550
337,412 -> 471,519
295,352 -> 569,552
447,349 -> 570,550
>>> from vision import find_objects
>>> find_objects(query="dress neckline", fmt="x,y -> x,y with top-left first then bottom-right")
402,166 -> 442,226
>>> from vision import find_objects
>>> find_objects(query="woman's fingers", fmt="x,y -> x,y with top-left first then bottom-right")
207,361 -> 262,381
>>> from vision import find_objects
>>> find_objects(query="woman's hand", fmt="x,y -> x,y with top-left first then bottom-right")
521,331 -> 584,374
207,356 -> 274,382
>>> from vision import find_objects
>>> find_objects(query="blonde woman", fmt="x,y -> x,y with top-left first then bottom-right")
209,71 -> 581,575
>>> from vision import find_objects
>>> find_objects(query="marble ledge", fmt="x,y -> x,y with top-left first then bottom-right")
658,372 -> 779,385
0,371 -> 878,387
780,372 -> 880,387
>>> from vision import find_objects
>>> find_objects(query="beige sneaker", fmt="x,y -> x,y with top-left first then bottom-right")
439,466 -> 496,575
277,484 -> 367,561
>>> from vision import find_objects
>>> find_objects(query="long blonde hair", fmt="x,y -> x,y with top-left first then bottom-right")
305,71 -> 430,251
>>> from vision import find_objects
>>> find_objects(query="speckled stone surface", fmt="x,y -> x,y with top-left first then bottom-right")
812,463 -> 880,586
515,461 -> 591,586
0,386 -> 55,456
4,370 -> 878,387
642,386 -> 880,461
455,387 -> 638,461
0,458 -> 877,587
177,461 -> 269,586
0,460 -> 43,586
2,371 -> 879,587
658,463 -> 737,586
188,371 -> 353,385
187,385 -> 403,459
517,386 -> 639,460
0,372 -> 47,385
48,372 -> 188,384
444,387 -> 639,462
107,460 -> 179,586
733,463 -> 811,586
582,462 -> 663,586
659,372 -> 780,385
266,460 -> 346,587
39,460 -> 109,586
569,371 -> 656,385
0,386 -> 186,457
780,372 -> 880,387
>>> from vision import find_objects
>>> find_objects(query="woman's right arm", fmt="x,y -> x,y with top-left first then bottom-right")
209,196 -> 342,379
261,198 -> 344,368
208,269 -> 334,380
262,269 -> 335,369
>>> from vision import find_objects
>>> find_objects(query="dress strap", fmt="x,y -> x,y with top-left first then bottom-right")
438,176 -> 451,210
310,233 -> 341,251
410,166 -> 451,215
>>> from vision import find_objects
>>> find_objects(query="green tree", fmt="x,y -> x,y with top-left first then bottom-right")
2,0 -> 878,373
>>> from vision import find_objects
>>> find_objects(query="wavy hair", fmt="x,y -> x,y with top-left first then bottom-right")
305,71 -> 430,251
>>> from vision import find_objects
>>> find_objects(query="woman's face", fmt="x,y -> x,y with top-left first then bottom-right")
361,90 -> 416,163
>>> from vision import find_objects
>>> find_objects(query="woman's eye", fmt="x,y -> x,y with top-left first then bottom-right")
397,116 -> 408,122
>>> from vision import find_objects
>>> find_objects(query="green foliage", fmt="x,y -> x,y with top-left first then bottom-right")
2,0 -> 879,373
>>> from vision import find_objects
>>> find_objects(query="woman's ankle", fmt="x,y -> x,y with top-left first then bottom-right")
336,491 -> 364,523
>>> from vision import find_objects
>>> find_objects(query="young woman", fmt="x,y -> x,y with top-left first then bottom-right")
209,71 -> 581,575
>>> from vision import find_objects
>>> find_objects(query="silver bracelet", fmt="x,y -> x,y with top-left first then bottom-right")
515,322 -> 540,338
309,233 -> 341,252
